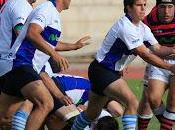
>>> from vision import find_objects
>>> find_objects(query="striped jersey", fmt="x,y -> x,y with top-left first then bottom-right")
144,7 -> 175,46
96,15 -> 158,71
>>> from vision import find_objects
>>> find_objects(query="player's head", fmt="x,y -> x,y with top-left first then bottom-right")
124,0 -> 146,21
50,0 -> 71,11
93,116 -> 119,130
124,0 -> 135,14
28,0 -> 36,5
156,0 -> 175,23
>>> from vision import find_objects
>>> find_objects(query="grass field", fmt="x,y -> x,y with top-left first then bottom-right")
116,79 -> 174,130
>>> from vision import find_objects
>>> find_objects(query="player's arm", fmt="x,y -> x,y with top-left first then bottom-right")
133,44 -> 174,71
26,23 -> 69,71
55,36 -> 90,51
40,72 -> 73,105
149,43 -> 175,57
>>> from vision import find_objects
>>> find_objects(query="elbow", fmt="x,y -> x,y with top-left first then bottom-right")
26,31 -> 32,42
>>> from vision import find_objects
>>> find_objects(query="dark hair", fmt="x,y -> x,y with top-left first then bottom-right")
95,116 -> 119,130
156,0 -> 175,5
123,0 -> 135,13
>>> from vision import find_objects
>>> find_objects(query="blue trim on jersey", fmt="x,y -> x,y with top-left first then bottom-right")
53,75 -> 91,105
13,26 -> 61,68
49,0 -> 56,7
41,66 -> 46,72
143,41 -> 152,48
100,38 -> 134,70
41,26 -> 61,46
125,14 -> 132,22
13,39 -> 36,68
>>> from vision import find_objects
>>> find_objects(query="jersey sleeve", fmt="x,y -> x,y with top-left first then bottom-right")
144,24 -> 158,46
11,1 -> 32,27
119,25 -> 143,50
30,7 -> 51,29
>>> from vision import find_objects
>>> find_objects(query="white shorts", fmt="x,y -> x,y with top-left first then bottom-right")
144,59 -> 175,85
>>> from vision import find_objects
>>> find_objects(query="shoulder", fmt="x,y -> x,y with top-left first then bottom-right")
140,21 -> 152,32
119,16 -> 137,35
14,0 -> 31,9
35,2 -> 59,18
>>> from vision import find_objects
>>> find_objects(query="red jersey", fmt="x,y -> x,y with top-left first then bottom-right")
0,0 -> 7,9
144,6 -> 175,46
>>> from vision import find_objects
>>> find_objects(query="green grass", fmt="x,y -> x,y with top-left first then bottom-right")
116,79 -> 172,130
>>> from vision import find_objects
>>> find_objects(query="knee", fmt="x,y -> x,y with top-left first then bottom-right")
23,99 -> 33,109
36,95 -> 54,113
110,108 -> 124,117
127,95 -> 139,110
148,94 -> 161,108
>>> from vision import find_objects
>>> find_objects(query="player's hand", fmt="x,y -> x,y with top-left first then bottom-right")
52,54 -> 69,72
59,95 -> 73,106
77,104 -> 87,112
74,36 -> 91,50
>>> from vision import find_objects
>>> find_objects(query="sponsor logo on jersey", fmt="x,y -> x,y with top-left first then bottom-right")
49,34 -> 59,42
132,39 -> 140,44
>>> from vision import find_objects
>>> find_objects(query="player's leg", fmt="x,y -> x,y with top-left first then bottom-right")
1,66 -> 54,130
21,80 -> 54,130
12,100 -> 33,130
106,100 -> 124,117
0,92 -> 24,129
71,90 -> 108,130
147,79 -> 167,121
138,86 -> 153,130
160,75 -> 175,130
104,78 -> 138,130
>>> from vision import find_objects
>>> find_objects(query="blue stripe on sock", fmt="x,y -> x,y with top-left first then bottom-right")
12,110 -> 29,130
122,114 -> 137,130
71,112 -> 92,130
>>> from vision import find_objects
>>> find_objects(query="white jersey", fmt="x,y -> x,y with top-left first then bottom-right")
0,0 -> 32,59
96,15 -> 158,71
0,0 -> 32,76
11,1 -> 61,74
